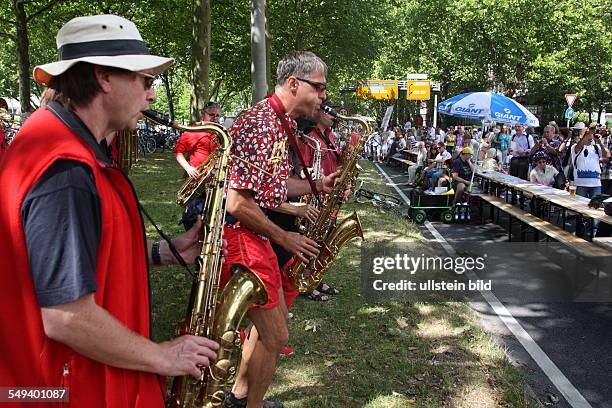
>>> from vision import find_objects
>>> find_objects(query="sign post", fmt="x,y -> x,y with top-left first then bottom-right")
431,82 -> 440,129
564,93 -> 577,128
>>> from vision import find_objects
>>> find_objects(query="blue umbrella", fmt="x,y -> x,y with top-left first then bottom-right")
437,92 -> 540,127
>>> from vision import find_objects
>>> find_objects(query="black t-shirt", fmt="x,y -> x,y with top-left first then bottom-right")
452,157 -> 473,181
21,102 -> 110,307
22,160 -> 101,307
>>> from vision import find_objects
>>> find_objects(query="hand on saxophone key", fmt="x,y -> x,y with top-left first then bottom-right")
282,231 -> 319,263
186,164 -> 201,179
319,170 -> 341,194
156,335 -> 219,379
295,204 -> 320,224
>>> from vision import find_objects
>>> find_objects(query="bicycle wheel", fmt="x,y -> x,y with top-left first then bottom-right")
144,137 -> 156,154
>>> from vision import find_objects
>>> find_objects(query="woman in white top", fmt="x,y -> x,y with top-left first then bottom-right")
529,151 -> 558,187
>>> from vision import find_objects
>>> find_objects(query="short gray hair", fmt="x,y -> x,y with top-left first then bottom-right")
544,125 -> 555,133
276,51 -> 327,86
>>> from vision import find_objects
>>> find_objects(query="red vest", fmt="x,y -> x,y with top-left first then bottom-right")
0,108 -> 164,407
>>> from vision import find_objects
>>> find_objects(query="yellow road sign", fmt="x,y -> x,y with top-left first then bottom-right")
356,80 -> 398,100
407,80 -> 430,100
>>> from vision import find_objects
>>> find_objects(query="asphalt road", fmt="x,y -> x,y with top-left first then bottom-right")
377,161 -> 612,408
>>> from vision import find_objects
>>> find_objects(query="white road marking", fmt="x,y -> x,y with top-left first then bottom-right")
374,162 -> 593,408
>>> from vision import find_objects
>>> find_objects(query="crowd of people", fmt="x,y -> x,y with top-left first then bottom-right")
368,120 -> 612,201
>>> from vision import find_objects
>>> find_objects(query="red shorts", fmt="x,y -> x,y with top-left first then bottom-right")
280,257 -> 299,309
221,226 -> 282,310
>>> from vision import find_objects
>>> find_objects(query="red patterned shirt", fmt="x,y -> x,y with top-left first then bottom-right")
228,96 -> 294,209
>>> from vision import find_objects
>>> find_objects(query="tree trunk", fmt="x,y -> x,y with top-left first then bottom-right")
14,0 -> 31,114
251,0 -> 267,104
598,105 -> 604,125
190,0 -> 211,122
161,73 -> 175,121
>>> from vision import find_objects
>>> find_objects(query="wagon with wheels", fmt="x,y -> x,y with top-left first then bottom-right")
407,189 -> 455,224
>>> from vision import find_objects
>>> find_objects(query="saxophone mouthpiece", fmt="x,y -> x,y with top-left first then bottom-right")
321,103 -> 338,117
143,109 -> 172,126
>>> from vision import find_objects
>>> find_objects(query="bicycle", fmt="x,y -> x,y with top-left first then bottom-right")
137,129 -> 157,155
354,180 -> 403,210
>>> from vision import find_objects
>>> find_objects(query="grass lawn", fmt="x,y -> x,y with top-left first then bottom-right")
131,152 -> 534,408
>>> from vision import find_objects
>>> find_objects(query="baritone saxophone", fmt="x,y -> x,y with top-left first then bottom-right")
142,110 -> 268,408
286,106 -> 373,293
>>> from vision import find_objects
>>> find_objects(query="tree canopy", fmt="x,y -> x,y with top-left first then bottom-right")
0,0 -> 609,124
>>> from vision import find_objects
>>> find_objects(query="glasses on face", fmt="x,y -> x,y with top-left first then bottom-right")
206,112 -> 221,118
136,72 -> 156,90
295,77 -> 327,93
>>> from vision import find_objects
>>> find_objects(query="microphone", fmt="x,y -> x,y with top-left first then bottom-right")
321,103 -> 338,117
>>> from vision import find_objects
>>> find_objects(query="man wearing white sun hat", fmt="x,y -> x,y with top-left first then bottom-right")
0,15 -> 218,407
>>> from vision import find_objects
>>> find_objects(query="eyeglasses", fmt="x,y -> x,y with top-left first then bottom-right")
136,72 -> 156,90
295,77 -> 327,93
205,112 -> 221,118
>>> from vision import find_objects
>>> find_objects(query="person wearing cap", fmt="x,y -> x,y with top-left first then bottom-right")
570,122 -> 609,198
529,151 -> 559,187
0,15 -> 219,407
451,147 -> 476,205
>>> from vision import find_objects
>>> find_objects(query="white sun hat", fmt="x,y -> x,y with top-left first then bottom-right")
33,14 -> 173,85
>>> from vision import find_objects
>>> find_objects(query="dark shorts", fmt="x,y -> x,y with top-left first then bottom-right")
220,225 -> 282,310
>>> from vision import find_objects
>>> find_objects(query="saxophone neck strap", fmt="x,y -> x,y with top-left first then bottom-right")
268,93 -> 320,197
139,202 -> 194,277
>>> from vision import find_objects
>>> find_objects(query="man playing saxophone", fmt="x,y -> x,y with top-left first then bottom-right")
297,100 -> 342,301
221,51 -> 338,408
0,15 -> 218,407
175,101 -> 223,230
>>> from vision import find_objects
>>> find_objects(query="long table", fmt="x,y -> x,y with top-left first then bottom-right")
475,168 -> 612,241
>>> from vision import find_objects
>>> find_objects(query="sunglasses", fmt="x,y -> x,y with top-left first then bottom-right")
136,72 -> 156,90
206,112 -> 221,118
295,77 -> 327,93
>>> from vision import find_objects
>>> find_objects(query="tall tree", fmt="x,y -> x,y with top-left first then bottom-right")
191,0 -> 211,122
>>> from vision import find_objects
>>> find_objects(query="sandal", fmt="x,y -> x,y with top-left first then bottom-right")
317,283 -> 339,295
300,290 -> 330,301
224,392 -> 285,408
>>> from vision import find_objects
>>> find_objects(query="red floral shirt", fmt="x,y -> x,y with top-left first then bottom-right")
228,97 -> 294,209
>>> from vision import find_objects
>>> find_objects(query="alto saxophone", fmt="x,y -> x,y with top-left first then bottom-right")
295,132 -> 322,233
143,110 -> 268,408
286,106 -> 372,293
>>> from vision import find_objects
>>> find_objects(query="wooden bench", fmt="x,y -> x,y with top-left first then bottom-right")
390,156 -> 414,170
480,194 -> 610,258
593,237 -> 612,252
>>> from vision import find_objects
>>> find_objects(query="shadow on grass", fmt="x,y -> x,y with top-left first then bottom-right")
133,155 -> 532,407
